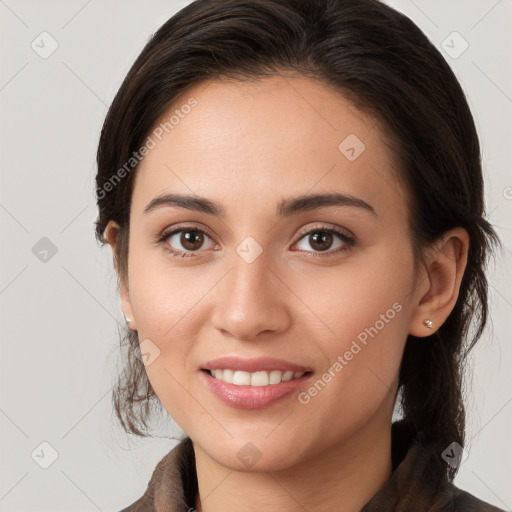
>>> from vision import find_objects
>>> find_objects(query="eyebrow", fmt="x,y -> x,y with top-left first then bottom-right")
143,192 -> 377,218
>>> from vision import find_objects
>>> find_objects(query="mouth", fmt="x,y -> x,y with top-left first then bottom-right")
203,368 -> 310,386
199,357 -> 314,409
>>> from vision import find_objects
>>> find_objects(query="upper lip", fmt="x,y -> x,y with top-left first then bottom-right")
202,356 -> 312,373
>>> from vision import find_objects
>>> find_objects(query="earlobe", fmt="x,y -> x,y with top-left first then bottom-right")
104,220 -> 137,331
121,301 -> 137,331
423,318 -> 434,330
409,227 -> 469,337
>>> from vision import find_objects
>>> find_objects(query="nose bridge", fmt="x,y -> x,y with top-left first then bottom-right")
231,244 -> 272,303
210,240 -> 290,339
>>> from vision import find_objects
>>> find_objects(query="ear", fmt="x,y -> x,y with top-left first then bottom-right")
104,220 -> 137,331
409,227 -> 469,337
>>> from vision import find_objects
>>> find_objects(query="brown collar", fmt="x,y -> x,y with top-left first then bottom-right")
120,421 -> 504,512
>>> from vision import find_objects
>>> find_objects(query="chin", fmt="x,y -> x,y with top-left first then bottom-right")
195,431 -> 310,473
215,447 -> 299,473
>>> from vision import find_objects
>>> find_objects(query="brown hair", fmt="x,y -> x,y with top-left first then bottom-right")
95,0 -> 500,480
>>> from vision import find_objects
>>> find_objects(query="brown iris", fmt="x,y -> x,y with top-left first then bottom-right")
180,230 -> 205,251
308,231 -> 333,251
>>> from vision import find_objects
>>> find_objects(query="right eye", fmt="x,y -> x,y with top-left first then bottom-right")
159,226 -> 217,258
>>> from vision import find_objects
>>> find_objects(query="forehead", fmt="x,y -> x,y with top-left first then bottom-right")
132,75 -> 408,221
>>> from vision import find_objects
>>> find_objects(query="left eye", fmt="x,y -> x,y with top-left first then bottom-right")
294,229 -> 352,253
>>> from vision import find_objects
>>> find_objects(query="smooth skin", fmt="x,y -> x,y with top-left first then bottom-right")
105,75 -> 469,512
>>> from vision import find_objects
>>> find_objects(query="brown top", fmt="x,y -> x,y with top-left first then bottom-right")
118,421 -> 505,512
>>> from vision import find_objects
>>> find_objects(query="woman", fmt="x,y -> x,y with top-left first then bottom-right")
94,0 -> 504,510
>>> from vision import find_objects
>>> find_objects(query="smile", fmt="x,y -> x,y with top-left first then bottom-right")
207,369 -> 306,386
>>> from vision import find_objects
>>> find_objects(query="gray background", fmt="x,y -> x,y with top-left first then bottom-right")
0,1 -> 511,511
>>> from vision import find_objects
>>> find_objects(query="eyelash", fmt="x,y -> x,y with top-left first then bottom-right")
156,223 -> 355,259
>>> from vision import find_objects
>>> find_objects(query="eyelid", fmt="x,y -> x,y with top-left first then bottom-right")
293,222 -> 355,243
157,222 -> 216,243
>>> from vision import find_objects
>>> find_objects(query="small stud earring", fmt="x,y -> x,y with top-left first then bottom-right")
423,319 -> 433,329
123,314 -> 133,326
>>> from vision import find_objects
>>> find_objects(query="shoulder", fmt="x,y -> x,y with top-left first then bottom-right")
448,484 -> 506,512
117,437 -> 194,512
364,420 -> 507,512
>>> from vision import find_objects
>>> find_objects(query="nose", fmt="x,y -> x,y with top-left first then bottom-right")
210,247 -> 292,341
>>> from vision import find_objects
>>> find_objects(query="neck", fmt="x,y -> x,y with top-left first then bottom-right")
193,419 -> 393,512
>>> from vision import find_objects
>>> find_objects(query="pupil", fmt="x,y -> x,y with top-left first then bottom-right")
310,231 -> 332,251
182,231 -> 203,250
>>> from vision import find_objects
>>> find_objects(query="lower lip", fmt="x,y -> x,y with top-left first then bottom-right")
200,370 -> 312,410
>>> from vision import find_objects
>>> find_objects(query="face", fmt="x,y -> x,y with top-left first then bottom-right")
114,75 -> 425,472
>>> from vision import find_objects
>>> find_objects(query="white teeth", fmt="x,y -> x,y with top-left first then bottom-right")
223,369 -> 234,384
282,370 -> 294,382
209,369 -> 306,386
269,370 -> 282,385
250,371 -> 269,386
233,370 -> 251,385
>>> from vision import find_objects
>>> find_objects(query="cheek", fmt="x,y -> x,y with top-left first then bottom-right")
295,271 -> 410,444
126,243 -> 209,339
307,245 -> 413,341
126,255 -> 204,424
301,245 -> 414,393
